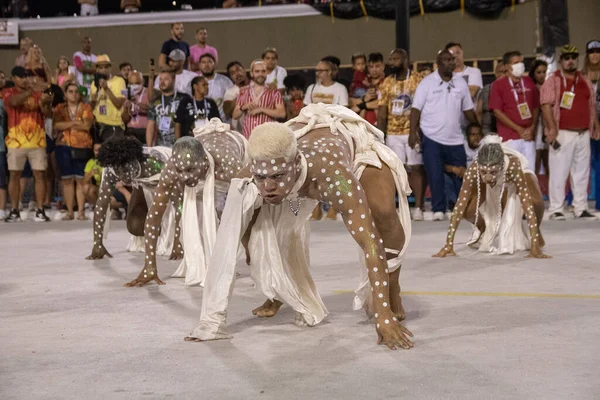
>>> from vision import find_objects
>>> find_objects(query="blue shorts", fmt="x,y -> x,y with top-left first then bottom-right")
46,136 -> 55,154
0,152 -> 7,189
55,145 -> 88,179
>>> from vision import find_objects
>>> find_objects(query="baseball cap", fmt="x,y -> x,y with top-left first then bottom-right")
11,66 -> 31,78
96,54 -> 112,65
168,49 -> 186,62
560,44 -> 579,57
587,40 -> 600,53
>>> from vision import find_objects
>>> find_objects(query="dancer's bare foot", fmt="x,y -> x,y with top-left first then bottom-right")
389,269 -> 406,321
252,299 -> 283,317
124,268 -> 165,287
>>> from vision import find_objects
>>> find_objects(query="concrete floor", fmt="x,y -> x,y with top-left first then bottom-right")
1,217 -> 599,400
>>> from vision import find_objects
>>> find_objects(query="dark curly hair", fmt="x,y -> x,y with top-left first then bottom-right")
97,137 -> 146,168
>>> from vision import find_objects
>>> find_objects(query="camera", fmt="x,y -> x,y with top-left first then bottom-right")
94,72 -> 108,89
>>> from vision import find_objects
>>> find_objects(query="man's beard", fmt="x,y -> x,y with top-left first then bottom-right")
203,70 -> 215,78
390,66 -> 404,75
254,77 -> 265,85
564,65 -> 577,73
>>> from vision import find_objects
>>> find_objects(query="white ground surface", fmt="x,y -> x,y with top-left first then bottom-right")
1,218 -> 599,400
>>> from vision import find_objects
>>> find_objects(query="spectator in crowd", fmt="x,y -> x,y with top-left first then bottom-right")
233,60 -> 285,139
223,61 -> 249,132
445,42 -> 483,100
263,48 -> 287,93
489,51 -> 540,169
583,39 -> 600,211
25,45 -> 52,88
349,53 -> 369,99
154,49 -> 197,97
82,142 -> 102,206
304,59 -> 348,107
476,61 -> 505,135
199,53 -> 234,122
418,65 -> 433,76
121,70 -> 149,143
121,0 -> 141,13
410,50 -> 478,221
14,37 -> 33,68
529,59 -> 549,175
53,82 -> 94,221
541,45 -> 599,220
378,48 -> 426,220
179,76 -> 220,135
54,56 -> 75,89
321,55 -> 350,89
352,52 -> 385,125
73,37 -> 97,100
283,74 -> 305,121
119,62 -> 133,82
0,71 -> 6,219
462,122 -> 483,167
79,0 -> 99,16
3,66 -> 53,223
189,28 -> 218,72
159,23 -> 190,70
91,55 -> 127,142
146,69 -> 191,147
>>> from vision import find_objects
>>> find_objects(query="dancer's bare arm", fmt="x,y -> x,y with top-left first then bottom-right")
433,163 -> 477,258
169,181 -> 184,260
86,171 -> 117,260
507,157 -> 551,259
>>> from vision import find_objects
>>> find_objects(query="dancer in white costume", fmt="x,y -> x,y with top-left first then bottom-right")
433,135 -> 550,259
125,119 -> 248,287
85,138 -> 178,260
186,104 -> 414,350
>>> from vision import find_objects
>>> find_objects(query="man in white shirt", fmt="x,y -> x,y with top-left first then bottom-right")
223,61 -> 249,133
262,48 -> 287,94
410,50 -> 479,221
78,0 -> 99,16
304,60 -> 348,107
153,49 -> 197,97
199,53 -> 234,122
445,42 -> 483,101
73,36 -> 97,100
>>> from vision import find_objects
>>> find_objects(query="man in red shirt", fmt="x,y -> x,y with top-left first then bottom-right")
489,50 -> 540,169
233,60 -> 285,139
541,45 -> 600,220
3,66 -> 53,222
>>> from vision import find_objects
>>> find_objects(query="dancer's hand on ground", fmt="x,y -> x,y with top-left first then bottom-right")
85,245 -> 113,260
124,267 -> 165,287
432,246 -> 456,258
169,247 -> 184,260
376,319 -> 414,350
526,245 -> 552,259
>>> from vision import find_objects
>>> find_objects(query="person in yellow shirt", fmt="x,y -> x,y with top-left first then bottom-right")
90,54 -> 126,142
82,142 -> 103,205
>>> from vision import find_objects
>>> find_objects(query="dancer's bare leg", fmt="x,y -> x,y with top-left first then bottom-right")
526,173 -> 546,247
126,186 -> 148,236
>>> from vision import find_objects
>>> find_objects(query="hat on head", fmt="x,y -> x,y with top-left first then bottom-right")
11,66 -> 31,78
168,49 -> 186,62
587,40 -> 600,53
96,54 -> 112,65
560,44 -> 579,57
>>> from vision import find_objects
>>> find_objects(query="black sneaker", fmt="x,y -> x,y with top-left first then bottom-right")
576,210 -> 597,220
4,209 -> 22,222
549,212 -> 566,221
34,208 -> 51,222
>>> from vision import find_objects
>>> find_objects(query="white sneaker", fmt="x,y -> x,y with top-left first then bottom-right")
411,208 -> 424,221
0,209 -> 5,220
433,211 -> 445,221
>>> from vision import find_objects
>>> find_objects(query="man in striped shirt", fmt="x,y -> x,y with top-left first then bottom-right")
233,60 -> 285,138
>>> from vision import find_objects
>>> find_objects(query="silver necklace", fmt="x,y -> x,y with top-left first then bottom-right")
288,196 -> 300,216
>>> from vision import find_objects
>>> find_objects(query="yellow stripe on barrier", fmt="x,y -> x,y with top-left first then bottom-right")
332,290 -> 600,299
460,0 -> 465,15
330,1 -> 335,24
418,0 -> 425,16
359,0 -> 368,20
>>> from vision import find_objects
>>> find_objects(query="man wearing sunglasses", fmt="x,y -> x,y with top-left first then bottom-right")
541,45 -> 600,220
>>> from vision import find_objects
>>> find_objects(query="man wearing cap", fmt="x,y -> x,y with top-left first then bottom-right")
584,40 -> 600,211
91,55 -> 127,142
541,45 -> 600,220
3,66 -> 53,222
153,49 -> 196,97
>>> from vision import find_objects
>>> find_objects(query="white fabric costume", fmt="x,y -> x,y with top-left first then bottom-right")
189,103 -> 412,340
469,135 -> 536,255
172,119 -> 249,287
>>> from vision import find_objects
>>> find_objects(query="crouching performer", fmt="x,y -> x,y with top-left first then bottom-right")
125,119 -> 248,287
86,137 -> 179,260
186,103 -> 414,350
433,135 -> 550,259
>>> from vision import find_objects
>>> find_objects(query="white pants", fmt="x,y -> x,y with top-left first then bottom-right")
503,139 -> 536,170
385,135 -> 423,165
548,130 -> 591,215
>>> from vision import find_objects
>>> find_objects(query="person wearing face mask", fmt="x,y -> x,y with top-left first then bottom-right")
433,136 -> 549,259
541,45 -> 600,220
122,70 -> 149,143
489,51 -> 540,171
